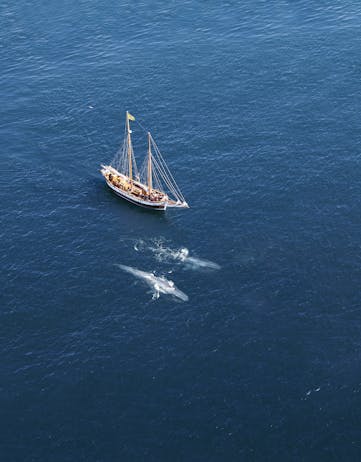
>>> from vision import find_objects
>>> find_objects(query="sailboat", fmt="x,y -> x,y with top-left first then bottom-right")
101,111 -> 189,211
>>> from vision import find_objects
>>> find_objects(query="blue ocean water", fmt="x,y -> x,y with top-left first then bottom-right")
2,1 -> 361,460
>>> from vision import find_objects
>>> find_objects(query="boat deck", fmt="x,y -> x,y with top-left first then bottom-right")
100,165 -> 188,209
105,172 -> 166,204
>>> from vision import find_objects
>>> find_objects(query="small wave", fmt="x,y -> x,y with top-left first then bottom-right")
115,263 -> 188,302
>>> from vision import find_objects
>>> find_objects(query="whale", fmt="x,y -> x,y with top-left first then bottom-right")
115,264 -> 189,301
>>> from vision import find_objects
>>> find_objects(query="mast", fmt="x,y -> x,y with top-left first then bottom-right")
147,132 -> 152,194
126,111 -> 133,182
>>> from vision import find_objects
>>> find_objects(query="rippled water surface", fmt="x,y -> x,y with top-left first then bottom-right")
2,1 -> 361,460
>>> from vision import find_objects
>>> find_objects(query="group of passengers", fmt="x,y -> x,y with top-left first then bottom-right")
108,173 -> 164,202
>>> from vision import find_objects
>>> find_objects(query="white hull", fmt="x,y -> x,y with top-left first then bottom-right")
101,165 -> 188,210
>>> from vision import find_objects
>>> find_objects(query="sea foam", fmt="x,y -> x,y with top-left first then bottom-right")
137,238 -> 221,271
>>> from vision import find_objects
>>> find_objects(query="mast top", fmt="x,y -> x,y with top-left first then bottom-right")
126,111 -> 136,122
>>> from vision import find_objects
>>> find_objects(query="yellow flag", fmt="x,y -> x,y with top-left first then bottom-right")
127,112 -> 135,121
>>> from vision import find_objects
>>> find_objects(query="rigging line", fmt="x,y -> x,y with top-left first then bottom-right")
135,119 -> 150,135
151,154 -> 174,189
139,157 -> 147,178
112,122 -> 128,169
151,142 -> 184,201
154,146 -> 183,196
153,166 -> 174,197
151,156 -> 182,201
132,118 -> 184,201
121,141 -> 127,172
150,135 -> 184,197
152,166 -> 162,189
135,125 -> 183,196
152,157 -> 180,199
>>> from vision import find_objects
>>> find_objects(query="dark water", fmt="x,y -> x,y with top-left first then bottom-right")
2,1 -> 361,460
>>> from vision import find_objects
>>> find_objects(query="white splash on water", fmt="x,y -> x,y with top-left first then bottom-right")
133,239 -> 146,253
115,264 -> 189,302
144,239 -> 221,271
305,387 -> 321,398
